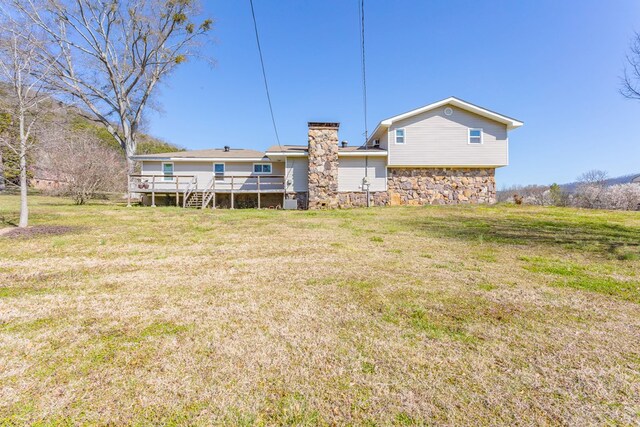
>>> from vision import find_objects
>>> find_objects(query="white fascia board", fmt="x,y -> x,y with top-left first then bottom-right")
385,97 -> 523,129
133,157 -> 267,162
387,164 -> 506,168
338,151 -> 388,157
367,97 -> 523,145
265,152 -> 308,158
365,123 -> 390,146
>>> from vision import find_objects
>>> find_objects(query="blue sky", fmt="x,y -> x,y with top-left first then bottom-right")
146,0 -> 640,187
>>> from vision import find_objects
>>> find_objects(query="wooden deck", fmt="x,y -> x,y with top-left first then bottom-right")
128,174 -> 288,209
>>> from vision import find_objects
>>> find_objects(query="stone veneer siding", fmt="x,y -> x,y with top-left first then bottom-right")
337,191 -> 388,208
307,123 -> 339,209
335,168 -> 496,208
387,168 -> 496,205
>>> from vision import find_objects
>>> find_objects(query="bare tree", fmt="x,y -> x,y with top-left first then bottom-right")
575,169 -> 609,209
39,126 -> 127,204
577,169 -> 609,187
621,32 -> 640,100
0,20 -> 52,227
11,0 -> 213,174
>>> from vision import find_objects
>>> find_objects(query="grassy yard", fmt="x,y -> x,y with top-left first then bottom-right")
1,195 -> 639,425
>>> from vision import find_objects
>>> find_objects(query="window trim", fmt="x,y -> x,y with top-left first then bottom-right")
468,128 -> 483,145
394,128 -> 405,144
162,162 -> 174,181
213,162 -> 225,180
253,163 -> 273,174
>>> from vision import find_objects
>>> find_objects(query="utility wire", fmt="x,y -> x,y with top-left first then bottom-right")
249,0 -> 282,150
358,0 -> 368,146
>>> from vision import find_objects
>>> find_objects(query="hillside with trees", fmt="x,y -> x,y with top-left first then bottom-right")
1,88 -> 183,203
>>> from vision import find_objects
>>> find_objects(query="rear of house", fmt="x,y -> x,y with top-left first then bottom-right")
129,97 -> 523,209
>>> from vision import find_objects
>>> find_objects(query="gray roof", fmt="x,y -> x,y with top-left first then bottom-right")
133,148 -> 265,159
339,146 -> 387,153
266,145 -> 307,153
266,144 -> 386,153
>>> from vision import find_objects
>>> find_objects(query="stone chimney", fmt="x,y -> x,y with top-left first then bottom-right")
307,122 -> 339,209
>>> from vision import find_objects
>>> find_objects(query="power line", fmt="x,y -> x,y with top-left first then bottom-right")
358,0 -> 368,146
249,0 -> 282,150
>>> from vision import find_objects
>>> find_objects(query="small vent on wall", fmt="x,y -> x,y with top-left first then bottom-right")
444,107 -> 453,116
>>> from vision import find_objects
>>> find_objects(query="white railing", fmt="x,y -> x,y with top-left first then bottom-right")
182,176 -> 198,208
201,177 -> 216,208
213,175 -> 286,192
127,174 -> 286,208
129,174 -> 197,193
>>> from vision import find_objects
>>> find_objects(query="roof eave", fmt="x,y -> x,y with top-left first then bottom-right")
367,97 -> 523,143
131,156 -> 267,162
265,152 -> 308,157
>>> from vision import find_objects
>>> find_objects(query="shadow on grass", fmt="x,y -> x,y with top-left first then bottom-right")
0,225 -> 83,239
404,213 -> 640,255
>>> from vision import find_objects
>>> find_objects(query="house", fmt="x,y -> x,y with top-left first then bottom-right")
129,97 -> 523,209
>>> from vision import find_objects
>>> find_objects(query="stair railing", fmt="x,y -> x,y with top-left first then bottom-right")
201,177 -> 216,208
182,176 -> 198,208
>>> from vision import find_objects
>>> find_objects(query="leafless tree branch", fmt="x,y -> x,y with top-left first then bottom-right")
621,32 -> 640,100
8,0 -> 213,174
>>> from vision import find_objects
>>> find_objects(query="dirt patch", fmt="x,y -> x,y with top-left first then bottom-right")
0,225 -> 80,239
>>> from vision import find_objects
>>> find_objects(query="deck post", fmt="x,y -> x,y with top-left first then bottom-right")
151,175 -> 156,207
175,178 -> 179,207
257,176 -> 261,209
231,176 -> 234,209
212,177 -> 216,209
127,175 -> 132,207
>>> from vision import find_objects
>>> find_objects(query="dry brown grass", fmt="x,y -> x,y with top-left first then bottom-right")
0,195 -> 639,425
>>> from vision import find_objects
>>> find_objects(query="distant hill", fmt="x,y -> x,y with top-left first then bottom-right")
0,83 -> 182,156
66,114 -> 183,155
561,173 -> 640,192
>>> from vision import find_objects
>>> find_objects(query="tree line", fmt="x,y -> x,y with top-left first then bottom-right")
497,170 -> 640,211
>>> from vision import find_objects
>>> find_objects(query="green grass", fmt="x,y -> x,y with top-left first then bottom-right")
0,195 -> 639,425
520,255 -> 640,303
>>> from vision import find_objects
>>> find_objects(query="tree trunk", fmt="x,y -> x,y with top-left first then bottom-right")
125,134 -> 137,176
0,149 -> 5,192
18,117 -> 28,228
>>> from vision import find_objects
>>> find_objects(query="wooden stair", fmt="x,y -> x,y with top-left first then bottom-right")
184,192 -> 204,208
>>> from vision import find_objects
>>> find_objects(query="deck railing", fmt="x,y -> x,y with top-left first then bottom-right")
127,174 -> 287,208
128,174 -> 197,207
129,174 -> 197,193
212,175 -> 286,193
128,174 -> 286,192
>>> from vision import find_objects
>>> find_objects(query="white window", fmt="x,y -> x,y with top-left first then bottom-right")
395,128 -> 405,144
253,163 -> 272,174
468,128 -> 483,144
214,163 -> 225,180
162,162 -> 174,181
